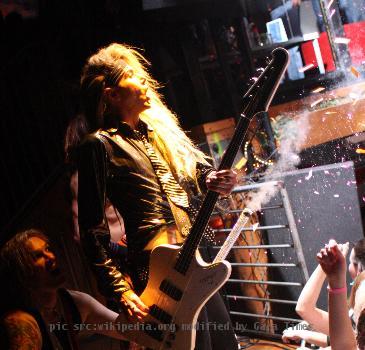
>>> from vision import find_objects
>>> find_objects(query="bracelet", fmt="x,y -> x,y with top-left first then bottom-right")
327,285 -> 347,294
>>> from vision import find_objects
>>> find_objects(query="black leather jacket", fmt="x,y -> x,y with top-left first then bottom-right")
77,121 -> 212,300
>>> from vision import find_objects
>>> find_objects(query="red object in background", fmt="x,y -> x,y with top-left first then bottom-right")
301,21 -> 365,71
209,215 -> 224,229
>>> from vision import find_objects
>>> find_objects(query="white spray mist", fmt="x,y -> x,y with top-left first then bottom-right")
246,113 -> 311,211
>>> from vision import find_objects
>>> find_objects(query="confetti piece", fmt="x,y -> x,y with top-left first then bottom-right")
334,194 -> 339,198
314,191 -> 320,195
305,170 -> 313,180
324,170 -> 330,174
352,98 -> 360,106
334,37 -> 350,44
329,9 -> 336,19
350,66 -> 360,78
356,148 -> 365,154
325,111 -> 337,115
235,157 -> 248,170
298,179 -> 302,183
311,86 -> 326,93
311,97 -> 324,108
252,222 -> 259,232
299,63 -> 314,73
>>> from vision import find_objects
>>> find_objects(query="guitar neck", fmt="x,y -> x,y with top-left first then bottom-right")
213,208 -> 253,263
175,113 -> 254,272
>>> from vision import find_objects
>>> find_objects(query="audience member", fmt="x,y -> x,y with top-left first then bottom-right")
0,229 -> 129,349
283,239 -> 365,347
316,239 -> 357,350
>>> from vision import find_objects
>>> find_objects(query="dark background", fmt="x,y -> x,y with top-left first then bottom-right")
1,0 -> 364,237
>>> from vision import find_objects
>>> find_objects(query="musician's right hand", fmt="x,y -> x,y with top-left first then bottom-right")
121,290 -> 149,321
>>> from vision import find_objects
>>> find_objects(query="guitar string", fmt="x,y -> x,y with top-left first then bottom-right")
177,92 -> 259,273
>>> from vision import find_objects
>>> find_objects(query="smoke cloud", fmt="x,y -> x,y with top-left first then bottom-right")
246,113 -> 311,211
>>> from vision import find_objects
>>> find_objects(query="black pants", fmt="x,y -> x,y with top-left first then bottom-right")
195,292 -> 238,350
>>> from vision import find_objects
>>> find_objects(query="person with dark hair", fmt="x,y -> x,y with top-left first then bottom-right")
349,239 -> 365,279
75,43 -> 238,349
0,229 -> 129,349
357,308 -> 365,349
64,114 -> 90,167
64,114 -> 127,247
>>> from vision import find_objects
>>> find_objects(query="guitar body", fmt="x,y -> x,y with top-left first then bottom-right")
125,244 -> 231,349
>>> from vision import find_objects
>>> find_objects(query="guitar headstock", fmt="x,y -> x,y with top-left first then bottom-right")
243,48 -> 289,116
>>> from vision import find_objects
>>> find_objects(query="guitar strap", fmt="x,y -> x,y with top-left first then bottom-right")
135,125 -> 215,244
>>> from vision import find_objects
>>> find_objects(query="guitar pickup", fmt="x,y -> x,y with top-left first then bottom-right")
149,304 -> 173,324
160,279 -> 183,301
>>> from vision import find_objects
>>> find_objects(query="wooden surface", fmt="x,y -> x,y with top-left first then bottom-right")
268,81 -> 365,150
239,339 -> 297,349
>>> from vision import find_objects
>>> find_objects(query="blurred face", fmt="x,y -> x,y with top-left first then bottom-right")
349,248 -> 359,280
109,67 -> 151,121
26,236 -> 65,291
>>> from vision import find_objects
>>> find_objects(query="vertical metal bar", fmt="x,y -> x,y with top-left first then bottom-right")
280,185 -> 310,282
318,0 -> 351,71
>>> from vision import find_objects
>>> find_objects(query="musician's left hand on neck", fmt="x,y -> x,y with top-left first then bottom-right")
205,169 -> 238,196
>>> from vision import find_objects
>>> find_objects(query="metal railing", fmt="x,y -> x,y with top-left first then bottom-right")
216,181 -> 308,338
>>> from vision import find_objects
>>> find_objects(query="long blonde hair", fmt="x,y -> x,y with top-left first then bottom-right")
80,43 -> 209,181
